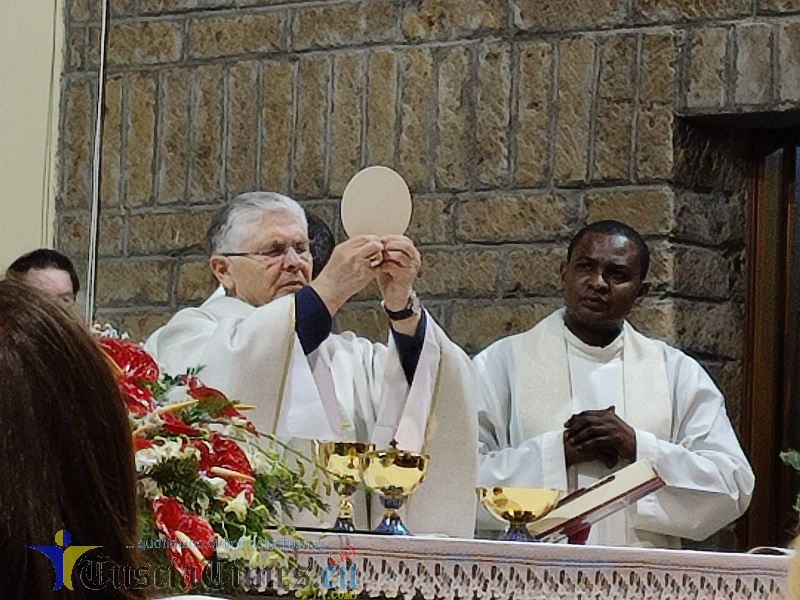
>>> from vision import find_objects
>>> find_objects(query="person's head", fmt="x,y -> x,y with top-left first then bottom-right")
0,279 -> 141,599
207,192 -> 313,307
305,209 -> 335,279
561,220 -> 651,342
6,248 -> 80,308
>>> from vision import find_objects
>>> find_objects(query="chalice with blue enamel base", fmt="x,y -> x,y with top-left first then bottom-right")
314,441 -> 374,532
478,486 -> 561,542
361,443 -> 428,535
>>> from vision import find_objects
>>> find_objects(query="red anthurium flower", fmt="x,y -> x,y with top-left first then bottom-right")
193,434 -> 255,501
183,376 -> 256,433
152,496 -> 215,588
97,338 -> 160,383
120,380 -> 154,416
161,412 -> 200,436
133,437 -> 152,451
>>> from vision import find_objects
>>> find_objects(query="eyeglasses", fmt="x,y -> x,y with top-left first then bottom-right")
220,242 -> 312,263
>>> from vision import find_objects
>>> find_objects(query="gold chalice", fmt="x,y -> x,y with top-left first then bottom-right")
314,441 -> 374,532
361,443 -> 428,535
478,486 -> 561,542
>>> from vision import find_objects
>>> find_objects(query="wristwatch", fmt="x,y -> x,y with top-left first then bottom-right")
381,291 -> 421,321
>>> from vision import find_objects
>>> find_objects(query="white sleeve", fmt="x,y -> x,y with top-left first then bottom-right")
633,349 -> 755,541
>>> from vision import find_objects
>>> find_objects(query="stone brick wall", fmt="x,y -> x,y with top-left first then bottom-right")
59,0 -> 800,430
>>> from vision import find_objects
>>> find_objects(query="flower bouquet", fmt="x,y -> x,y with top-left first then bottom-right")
94,328 -> 329,597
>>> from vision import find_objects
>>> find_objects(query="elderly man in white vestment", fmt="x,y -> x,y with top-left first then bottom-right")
475,220 -> 754,547
145,192 -> 477,538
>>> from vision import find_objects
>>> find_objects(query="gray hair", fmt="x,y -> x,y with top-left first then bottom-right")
206,191 -> 308,255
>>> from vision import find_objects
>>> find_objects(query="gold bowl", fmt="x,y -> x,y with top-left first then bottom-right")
361,446 -> 428,535
314,441 -> 374,532
477,487 -> 561,542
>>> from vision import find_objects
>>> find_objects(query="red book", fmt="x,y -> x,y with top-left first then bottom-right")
527,459 -> 665,542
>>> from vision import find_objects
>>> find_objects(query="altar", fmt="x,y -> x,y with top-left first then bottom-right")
287,533 -> 789,600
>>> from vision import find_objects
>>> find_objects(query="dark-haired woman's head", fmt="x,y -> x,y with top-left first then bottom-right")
0,278 -> 142,599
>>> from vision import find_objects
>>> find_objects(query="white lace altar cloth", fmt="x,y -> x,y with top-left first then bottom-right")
287,533 -> 788,599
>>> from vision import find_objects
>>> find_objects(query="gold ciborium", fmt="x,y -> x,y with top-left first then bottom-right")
478,487 -> 561,542
314,441 -> 374,532
361,442 -> 428,535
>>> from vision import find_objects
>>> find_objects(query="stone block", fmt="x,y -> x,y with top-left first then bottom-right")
107,20 -> 183,67
704,360 -> 744,427
512,0 -> 626,32
627,298 -> 677,345
646,240 -> 674,292
292,1 -> 397,50
554,37 -> 595,184
447,301 -> 558,354
261,60 -> 294,193
501,247 -> 566,295
66,27 -> 85,72
330,53 -> 365,196
62,78 -> 93,210
366,50 -> 398,168
101,76 -> 123,207
635,0 -> 750,22
673,121 -> 749,194
515,41 -> 553,187
190,65 -> 224,203
59,213 -> 126,257
640,32 -> 678,105
157,68 -> 191,204
415,249 -> 500,296
124,72 -> 156,207
598,34 -> 638,101
593,98 -> 634,182
436,44 -> 471,190
476,42 -> 511,187
585,186 -> 674,235
779,20 -> 800,103
402,0 -> 505,41
760,0 -> 800,12
635,104 -> 674,181
686,27 -> 728,110
128,211 -> 213,255
735,23 -> 772,105
226,61 -> 259,196
675,300 -> 743,359
334,304 -> 389,344
188,12 -> 283,59
176,260 -> 217,304
407,196 -> 453,245
96,259 -> 172,306
68,0 -> 95,22
87,26 -> 101,69
456,193 -> 570,242
673,191 -> 744,245
118,310 -> 173,343
674,244 -> 731,300
293,55 -> 329,198
399,48 -> 435,192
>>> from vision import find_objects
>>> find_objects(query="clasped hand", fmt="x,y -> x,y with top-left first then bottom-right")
563,406 -> 636,469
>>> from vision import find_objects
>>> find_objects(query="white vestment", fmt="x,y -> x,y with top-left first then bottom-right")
474,308 -> 754,548
145,291 -> 478,538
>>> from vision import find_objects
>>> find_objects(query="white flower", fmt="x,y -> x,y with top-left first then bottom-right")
201,476 -> 228,498
215,534 -> 261,567
223,490 -> 250,522
135,438 -> 198,473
